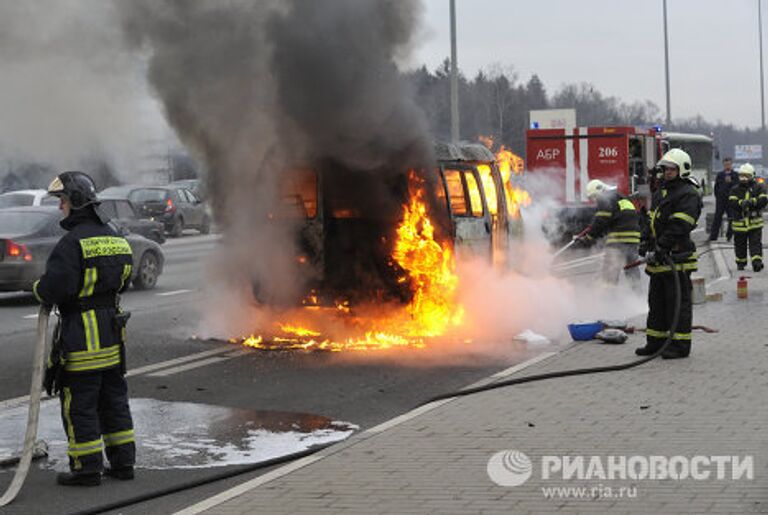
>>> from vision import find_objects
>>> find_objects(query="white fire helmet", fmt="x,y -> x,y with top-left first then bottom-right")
657,148 -> 692,178
739,163 -> 755,180
586,179 -> 615,199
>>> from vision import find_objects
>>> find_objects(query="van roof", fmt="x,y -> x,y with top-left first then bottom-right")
435,142 -> 495,163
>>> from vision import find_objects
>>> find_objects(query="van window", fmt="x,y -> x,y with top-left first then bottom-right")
280,169 -> 317,218
443,169 -> 468,216
464,171 -> 484,217
476,165 -> 498,215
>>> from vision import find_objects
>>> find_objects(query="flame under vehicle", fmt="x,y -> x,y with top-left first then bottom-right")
261,142 -> 524,308
525,126 -> 714,244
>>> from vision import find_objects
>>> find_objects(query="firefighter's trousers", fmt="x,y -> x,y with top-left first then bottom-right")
733,228 -> 763,269
602,243 -> 641,286
59,367 -> 135,474
646,271 -> 692,355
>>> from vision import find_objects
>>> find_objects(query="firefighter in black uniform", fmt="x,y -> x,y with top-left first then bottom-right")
33,172 -> 136,486
577,179 -> 642,286
635,149 -> 702,359
728,163 -> 767,271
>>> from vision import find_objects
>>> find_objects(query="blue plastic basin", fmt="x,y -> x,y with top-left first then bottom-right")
567,322 -> 604,341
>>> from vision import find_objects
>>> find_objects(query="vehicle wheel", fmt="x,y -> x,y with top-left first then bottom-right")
199,215 -> 211,235
170,216 -> 184,238
133,252 -> 159,290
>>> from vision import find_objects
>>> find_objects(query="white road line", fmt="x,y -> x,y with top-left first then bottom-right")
156,289 -> 193,297
146,350 -> 245,377
0,346 -> 238,411
174,350 -> 562,515
22,314 -> 38,320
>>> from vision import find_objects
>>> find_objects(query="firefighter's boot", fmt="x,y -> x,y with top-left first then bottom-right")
57,472 -> 101,486
104,466 -> 134,480
661,342 -> 691,359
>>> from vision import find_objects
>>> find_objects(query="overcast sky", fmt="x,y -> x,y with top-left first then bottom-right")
412,0 -> 764,128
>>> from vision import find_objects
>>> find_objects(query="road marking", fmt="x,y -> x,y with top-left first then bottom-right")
22,314 -> 38,320
147,350 -> 245,377
0,346 -> 238,411
156,289 -> 193,297
174,351 -> 562,515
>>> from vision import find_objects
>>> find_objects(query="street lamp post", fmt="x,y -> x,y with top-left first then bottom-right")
759,0 -> 766,146
450,0 -> 460,143
663,0 -> 671,126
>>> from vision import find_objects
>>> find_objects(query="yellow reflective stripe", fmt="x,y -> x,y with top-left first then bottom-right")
32,280 -> 44,303
79,267 -> 97,298
79,236 -> 132,259
672,332 -> 692,341
671,212 -> 696,225
606,237 -> 641,244
65,358 -> 120,372
736,258 -> 748,263
104,429 -> 135,447
646,328 -> 669,338
82,311 -> 93,352
618,199 -> 636,211
80,309 -> 100,352
67,345 -> 121,362
728,196 -> 739,200
607,231 -> 641,237
595,211 -> 612,217
646,258 -> 698,273
752,255 -> 764,261
68,438 -> 104,457
63,387 -> 80,469
120,264 -> 133,290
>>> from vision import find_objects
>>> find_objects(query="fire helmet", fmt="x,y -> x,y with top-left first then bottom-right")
586,179 -> 615,199
738,163 -> 755,180
657,148 -> 692,179
47,171 -> 100,209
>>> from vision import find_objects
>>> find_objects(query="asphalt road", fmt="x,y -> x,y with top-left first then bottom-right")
0,232 -> 544,515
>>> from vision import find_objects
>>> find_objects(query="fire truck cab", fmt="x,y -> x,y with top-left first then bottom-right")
526,126 -> 661,245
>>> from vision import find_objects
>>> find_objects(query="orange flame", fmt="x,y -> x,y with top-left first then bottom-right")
234,172 -> 463,351
478,135 -> 530,219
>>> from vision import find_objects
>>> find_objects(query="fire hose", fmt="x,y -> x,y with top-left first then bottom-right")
418,252 -> 683,406
0,305 -> 50,508
4,255 -> 685,513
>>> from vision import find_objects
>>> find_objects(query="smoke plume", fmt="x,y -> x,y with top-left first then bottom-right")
116,0 -> 433,307
0,1 -> 168,187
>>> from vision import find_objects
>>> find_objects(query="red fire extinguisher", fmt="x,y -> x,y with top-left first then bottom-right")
737,276 -> 750,299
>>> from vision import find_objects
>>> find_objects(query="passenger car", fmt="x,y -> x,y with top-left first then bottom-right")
100,185 -> 210,237
0,207 -> 164,292
98,196 -> 166,244
0,189 -> 58,208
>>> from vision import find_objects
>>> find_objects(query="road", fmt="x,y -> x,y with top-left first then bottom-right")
0,233 -> 545,515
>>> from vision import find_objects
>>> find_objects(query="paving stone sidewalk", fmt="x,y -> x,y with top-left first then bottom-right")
183,243 -> 768,515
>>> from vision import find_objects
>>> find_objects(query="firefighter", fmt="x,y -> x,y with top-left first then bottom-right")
728,163 -> 767,271
576,179 -> 641,286
635,149 -> 702,359
33,171 -> 136,486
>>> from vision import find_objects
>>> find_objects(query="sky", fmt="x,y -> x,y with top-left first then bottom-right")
411,0 -> 765,129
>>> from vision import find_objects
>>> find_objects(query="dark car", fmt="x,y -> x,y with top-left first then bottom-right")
98,196 -> 166,244
100,185 -> 210,237
0,207 -> 165,292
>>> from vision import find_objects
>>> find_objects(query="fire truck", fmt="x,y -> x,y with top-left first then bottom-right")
525,125 -> 714,244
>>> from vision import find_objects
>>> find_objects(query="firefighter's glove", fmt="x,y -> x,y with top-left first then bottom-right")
646,247 -> 670,267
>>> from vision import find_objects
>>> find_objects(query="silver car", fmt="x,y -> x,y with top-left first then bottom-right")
0,207 -> 164,292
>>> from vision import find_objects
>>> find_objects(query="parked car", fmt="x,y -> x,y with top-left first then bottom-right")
170,179 -> 207,201
0,207 -> 164,292
100,185 -> 210,237
98,196 -> 166,244
0,189 -> 58,208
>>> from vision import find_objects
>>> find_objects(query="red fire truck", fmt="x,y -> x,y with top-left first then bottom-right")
525,125 -> 714,244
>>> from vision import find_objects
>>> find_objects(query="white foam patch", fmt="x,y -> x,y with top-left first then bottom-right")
0,398 -> 355,471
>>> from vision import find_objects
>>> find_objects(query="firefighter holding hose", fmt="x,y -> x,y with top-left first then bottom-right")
728,163 -> 767,271
576,179 -> 642,286
33,172 -> 135,486
635,149 -> 702,359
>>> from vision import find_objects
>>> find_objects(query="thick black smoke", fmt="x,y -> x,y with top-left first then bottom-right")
117,0 -> 434,307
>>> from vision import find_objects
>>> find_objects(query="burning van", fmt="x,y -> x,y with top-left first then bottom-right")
258,142 -> 525,309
